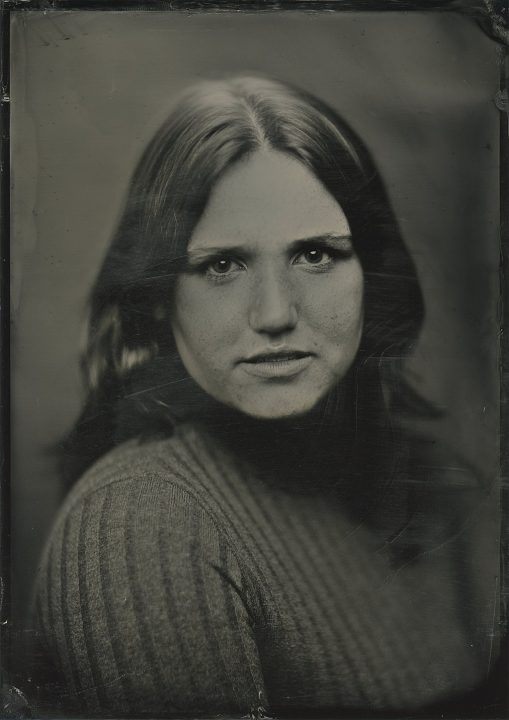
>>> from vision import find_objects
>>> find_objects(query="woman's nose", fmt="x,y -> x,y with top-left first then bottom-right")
248,269 -> 298,335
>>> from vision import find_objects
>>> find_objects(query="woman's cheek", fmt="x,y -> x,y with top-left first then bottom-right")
305,273 -> 363,335
187,291 -> 246,360
332,264 -> 364,332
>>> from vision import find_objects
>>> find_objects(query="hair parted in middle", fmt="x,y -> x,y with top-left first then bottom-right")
63,75 -> 429,483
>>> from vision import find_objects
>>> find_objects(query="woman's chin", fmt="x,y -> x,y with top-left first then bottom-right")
227,392 -> 327,422
240,408 -> 311,422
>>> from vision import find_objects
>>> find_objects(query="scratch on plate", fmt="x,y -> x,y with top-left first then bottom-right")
486,574 -> 499,678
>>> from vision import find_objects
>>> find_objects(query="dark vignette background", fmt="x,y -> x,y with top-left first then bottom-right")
9,6 -> 502,686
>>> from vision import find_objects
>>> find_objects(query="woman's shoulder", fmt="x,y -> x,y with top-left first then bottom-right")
392,426 -> 495,518
31,423 -> 265,717
34,422 -> 251,614
55,422 -> 233,526
378,424 -> 499,556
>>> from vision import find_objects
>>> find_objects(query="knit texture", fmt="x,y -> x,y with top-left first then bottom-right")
31,422 -> 498,717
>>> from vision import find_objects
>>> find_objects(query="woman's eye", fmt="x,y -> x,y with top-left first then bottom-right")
304,249 -> 326,264
211,258 -> 234,274
294,248 -> 331,266
206,257 -> 244,278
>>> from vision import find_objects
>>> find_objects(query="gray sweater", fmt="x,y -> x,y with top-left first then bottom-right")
32,422 -> 499,717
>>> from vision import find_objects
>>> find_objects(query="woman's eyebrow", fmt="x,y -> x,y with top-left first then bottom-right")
186,244 -> 252,260
290,233 -> 352,250
187,233 -> 352,260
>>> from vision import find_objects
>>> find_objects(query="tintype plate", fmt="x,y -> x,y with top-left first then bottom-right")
1,2 -> 507,719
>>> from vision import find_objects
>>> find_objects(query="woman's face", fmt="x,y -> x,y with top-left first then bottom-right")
170,149 -> 364,420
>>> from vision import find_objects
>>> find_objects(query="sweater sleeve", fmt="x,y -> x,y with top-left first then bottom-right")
33,474 -> 267,717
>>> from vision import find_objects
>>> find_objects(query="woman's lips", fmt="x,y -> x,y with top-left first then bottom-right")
239,352 -> 314,379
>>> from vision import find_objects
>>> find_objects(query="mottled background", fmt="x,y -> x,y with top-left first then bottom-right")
10,9 -> 500,645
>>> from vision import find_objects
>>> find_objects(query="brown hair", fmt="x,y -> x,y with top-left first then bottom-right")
62,76 -> 430,484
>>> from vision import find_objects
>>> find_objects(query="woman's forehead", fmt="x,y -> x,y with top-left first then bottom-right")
187,148 -> 350,253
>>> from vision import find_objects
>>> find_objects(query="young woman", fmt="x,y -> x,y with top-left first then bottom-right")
30,76 -> 497,718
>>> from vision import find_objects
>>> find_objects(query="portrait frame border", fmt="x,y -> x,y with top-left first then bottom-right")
0,1 -> 507,718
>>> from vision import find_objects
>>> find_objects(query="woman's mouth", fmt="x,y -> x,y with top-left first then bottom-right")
240,351 -> 314,379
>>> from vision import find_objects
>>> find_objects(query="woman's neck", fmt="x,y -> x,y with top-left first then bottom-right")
191,383 -> 361,495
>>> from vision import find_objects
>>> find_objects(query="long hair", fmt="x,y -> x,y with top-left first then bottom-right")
61,76 -> 432,486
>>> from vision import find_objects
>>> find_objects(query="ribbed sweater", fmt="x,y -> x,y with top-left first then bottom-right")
32,421 -> 498,717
